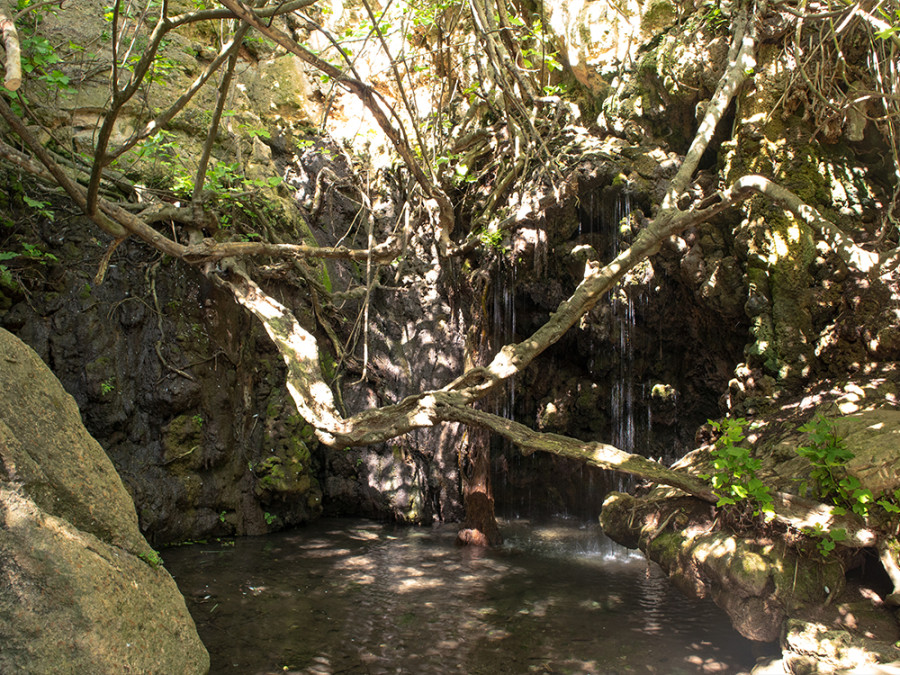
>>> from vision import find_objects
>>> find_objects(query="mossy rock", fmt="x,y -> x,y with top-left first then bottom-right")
0,328 -> 208,673
254,452 -> 312,496
161,413 -> 204,469
641,0 -> 677,36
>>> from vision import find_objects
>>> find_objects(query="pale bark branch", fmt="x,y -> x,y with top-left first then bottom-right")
728,174 -> 897,273
661,6 -> 756,212
439,404 -> 721,502
212,268 -> 880,550
186,10 -> 764,450
0,3 -> 22,91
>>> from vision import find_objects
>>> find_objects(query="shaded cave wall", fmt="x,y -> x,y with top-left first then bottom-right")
485,168 -> 750,519
0,134 -> 469,541
1,213 -> 324,544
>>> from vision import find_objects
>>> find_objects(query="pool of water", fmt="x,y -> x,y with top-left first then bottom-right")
163,518 -> 776,674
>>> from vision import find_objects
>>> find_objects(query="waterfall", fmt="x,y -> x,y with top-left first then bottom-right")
491,260 -> 516,420
490,259 -> 522,516
608,192 -> 643,457
489,188 -> 662,518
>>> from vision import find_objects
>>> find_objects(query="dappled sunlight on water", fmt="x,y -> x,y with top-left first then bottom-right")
164,518 -> 777,674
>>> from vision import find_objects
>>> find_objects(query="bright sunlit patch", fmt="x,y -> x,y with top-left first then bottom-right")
396,577 -> 443,592
692,536 -> 737,564
769,231 -> 789,260
685,654 -> 731,672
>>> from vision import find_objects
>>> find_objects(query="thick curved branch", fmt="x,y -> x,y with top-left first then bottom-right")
440,404 -> 720,502
661,6 -> 756,211
195,17 -> 765,450
216,269 -> 879,549
729,175 -> 898,273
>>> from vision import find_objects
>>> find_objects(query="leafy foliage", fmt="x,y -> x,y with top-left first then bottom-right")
700,417 -> 774,518
9,0 -> 75,96
797,415 -> 872,517
796,415 -> 900,556
138,549 -> 164,568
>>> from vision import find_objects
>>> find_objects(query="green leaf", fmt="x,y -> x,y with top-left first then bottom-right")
877,498 -> 900,513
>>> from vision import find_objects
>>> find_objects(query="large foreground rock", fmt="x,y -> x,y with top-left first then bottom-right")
0,328 -> 209,674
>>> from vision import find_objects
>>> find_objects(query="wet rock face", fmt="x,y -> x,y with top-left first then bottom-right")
323,269 -> 468,524
489,170 -> 748,517
1,127 -> 466,536
2,228 -> 323,544
0,328 -> 208,674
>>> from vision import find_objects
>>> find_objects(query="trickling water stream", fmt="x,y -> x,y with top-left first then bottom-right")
164,518 -> 775,674
493,190 -> 664,517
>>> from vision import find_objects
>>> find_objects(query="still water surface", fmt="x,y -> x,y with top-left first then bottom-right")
164,518 -> 774,674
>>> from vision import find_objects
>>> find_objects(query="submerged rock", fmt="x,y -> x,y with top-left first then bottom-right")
0,328 -> 208,674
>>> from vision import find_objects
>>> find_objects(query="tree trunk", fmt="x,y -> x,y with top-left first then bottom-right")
456,314 -> 503,546
456,423 -> 503,547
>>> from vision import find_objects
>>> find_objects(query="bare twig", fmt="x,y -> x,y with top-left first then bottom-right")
191,19 -> 249,225
218,0 -> 457,250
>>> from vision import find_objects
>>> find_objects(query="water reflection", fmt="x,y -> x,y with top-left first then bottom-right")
164,518 -> 774,674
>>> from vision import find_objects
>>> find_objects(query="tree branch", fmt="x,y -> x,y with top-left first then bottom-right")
0,2 -> 22,91
216,0 -> 457,249
439,404 -> 721,502
728,174 -> 895,273
661,5 -> 756,212
169,0 -> 317,29
191,21 -> 248,226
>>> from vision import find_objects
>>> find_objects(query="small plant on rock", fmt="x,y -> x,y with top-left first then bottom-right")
797,415 -> 872,517
794,415 -> 900,556
700,417 -> 774,518
138,549 -> 163,568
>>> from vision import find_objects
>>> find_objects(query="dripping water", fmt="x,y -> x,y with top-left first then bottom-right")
491,260 -> 516,420
608,192 -> 642,458
490,258 -> 524,515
